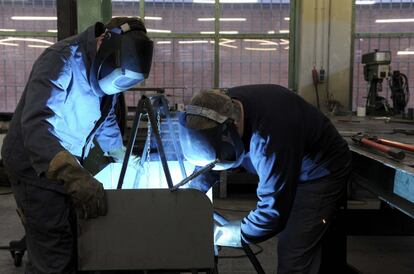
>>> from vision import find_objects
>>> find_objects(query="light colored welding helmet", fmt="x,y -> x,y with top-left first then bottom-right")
178,90 -> 245,170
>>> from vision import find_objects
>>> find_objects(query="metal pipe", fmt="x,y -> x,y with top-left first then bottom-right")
352,134 -> 406,160
117,100 -> 144,189
160,96 -> 187,179
172,160 -> 218,191
145,97 -> 175,189
376,138 -> 414,153
242,243 -> 265,274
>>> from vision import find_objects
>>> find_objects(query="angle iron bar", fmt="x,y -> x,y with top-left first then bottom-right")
144,97 -> 175,189
117,98 -> 145,189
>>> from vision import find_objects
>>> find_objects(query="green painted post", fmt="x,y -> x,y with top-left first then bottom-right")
288,0 -> 300,91
214,0 -> 220,89
77,0 -> 112,34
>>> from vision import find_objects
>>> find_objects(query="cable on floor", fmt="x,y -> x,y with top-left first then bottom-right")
218,243 -> 263,259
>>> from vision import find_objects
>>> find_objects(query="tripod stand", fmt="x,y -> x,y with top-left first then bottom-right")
116,94 -> 265,273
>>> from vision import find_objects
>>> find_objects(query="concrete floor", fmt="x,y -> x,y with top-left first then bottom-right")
1,187 -> 414,274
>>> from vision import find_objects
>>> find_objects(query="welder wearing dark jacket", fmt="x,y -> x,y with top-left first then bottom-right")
1,17 -> 153,273
179,84 -> 351,274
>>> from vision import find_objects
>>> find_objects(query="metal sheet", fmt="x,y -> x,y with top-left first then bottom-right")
394,170 -> 414,204
78,189 -> 214,271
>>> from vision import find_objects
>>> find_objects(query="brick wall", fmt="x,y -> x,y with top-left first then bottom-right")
1,1 -> 412,113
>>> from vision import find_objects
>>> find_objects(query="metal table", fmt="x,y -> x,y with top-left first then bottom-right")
332,115 -> 414,219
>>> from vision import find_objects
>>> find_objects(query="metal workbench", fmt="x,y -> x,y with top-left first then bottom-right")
332,116 -> 414,219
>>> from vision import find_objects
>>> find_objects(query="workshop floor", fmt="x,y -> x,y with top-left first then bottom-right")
1,187 -> 414,274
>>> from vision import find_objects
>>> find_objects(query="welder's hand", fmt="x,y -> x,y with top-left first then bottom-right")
106,146 -> 141,169
46,150 -> 107,219
214,220 -> 242,247
64,175 -> 107,220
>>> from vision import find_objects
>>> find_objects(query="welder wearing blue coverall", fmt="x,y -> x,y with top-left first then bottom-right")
1,17 -> 153,273
179,85 -> 352,274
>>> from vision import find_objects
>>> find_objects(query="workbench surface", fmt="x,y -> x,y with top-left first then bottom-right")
331,115 -> 414,218
332,116 -> 414,175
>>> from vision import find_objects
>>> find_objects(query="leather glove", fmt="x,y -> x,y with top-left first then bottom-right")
46,150 -> 107,219
106,146 -> 141,169
214,220 -> 242,247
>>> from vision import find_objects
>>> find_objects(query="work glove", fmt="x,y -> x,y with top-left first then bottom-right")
106,146 -> 141,169
214,219 -> 242,247
46,150 -> 107,219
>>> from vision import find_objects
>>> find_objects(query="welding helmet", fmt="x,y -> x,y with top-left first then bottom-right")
90,18 -> 154,95
178,105 -> 245,171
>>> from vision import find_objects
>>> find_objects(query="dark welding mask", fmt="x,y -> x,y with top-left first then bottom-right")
90,19 -> 154,95
178,105 -> 245,171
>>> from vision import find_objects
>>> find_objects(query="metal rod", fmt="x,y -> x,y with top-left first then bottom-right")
376,138 -> 414,153
144,97 -> 175,189
160,96 -> 187,179
242,243 -> 266,274
172,160 -> 218,191
212,211 -> 266,274
213,211 -> 228,226
117,99 -> 145,189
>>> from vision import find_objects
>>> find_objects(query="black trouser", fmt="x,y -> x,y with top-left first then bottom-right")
9,175 -> 77,274
277,170 -> 349,274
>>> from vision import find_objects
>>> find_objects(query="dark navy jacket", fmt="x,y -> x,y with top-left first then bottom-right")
191,84 -> 351,244
1,24 -> 122,192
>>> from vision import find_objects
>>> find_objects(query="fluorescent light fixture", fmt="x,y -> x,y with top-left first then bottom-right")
243,39 -> 278,46
157,41 -> 171,44
0,37 -> 53,45
284,46 -> 289,50
147,29 -> 171,33
356,1 -> 376,4
0,29 -> 16,32
220,39 -> 236,44
221,0 -> 258,2
193,0 -> 214,3
280,39 -> 290,45
243,39 -> 263,42
376,18 -> 414,23
179,40 -> 209,44
219,31 -> 238,34
145,16 -> 162,20
11,16 -> 57,20
245,47 -> 277,51
220,18 -> 246,21
47,29 -> 58,33
219,43 -> 238,49
284,17 -> 290,21
279,29 -> 290,33
200,31 -> 239,34
194,0 -> 258,3
197,17 -> 246,22
210,38 -> 236,43
260,42 -> 278,46
268,30 -> 275,34
0,42 -> 18,46
112,15 -> 141,18
210,38 -> 238,48
397,51 -> 414,55
28,44 -> 49,48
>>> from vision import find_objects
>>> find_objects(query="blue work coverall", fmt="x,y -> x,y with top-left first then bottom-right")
1,23 -> 122,273
191,84 -> 352,274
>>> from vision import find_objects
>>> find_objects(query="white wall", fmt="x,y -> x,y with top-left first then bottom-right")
297,0 -> 353,111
